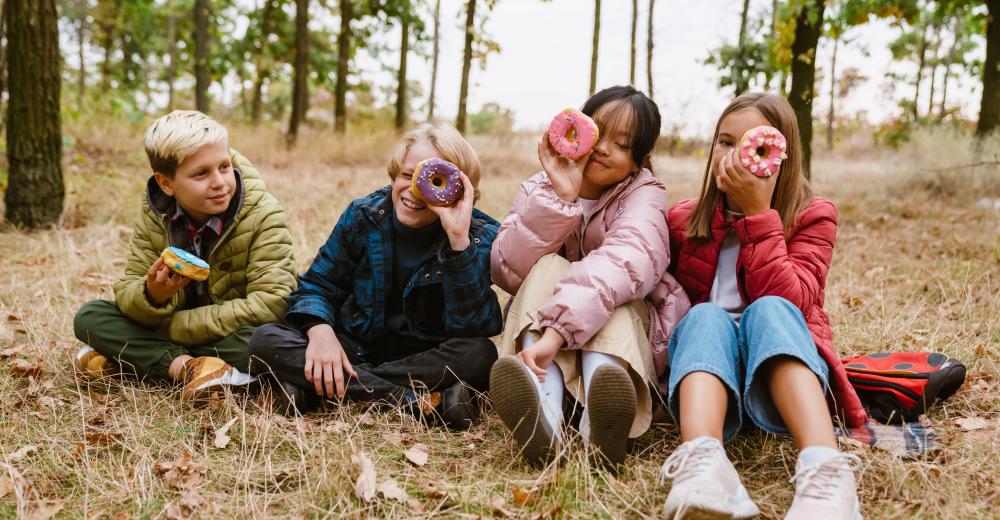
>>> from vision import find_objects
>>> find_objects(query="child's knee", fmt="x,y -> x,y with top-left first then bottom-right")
247,324 -> 287,359
73,300 -> 116,340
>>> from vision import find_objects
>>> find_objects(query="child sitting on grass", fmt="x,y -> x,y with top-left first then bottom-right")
73,110 -> 297,402
248,122 -> 502,429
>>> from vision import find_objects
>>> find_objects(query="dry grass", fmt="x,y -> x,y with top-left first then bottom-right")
1,119 -> 999,519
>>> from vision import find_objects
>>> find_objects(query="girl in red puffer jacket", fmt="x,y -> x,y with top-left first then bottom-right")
658,93 -> 865,520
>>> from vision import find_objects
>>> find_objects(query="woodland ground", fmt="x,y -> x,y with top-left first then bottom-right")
0,119 -> 998,519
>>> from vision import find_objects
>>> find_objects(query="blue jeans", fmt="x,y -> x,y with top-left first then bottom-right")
666,296 -> 830,443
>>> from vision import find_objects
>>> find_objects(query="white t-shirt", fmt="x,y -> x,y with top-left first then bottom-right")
579,197 -> 600,237
710,210 -> 746,320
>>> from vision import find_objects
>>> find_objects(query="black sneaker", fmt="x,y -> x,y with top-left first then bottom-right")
437,383 -> 479,431
269,379 -> 320,416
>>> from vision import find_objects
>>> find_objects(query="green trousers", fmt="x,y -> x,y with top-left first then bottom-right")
73,300 -> 254,381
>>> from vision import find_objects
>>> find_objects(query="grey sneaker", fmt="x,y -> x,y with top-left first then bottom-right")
489,355 -> 561,467
785,453 -> 863,520
660,437 -> 760,519
586,363 -> 636,468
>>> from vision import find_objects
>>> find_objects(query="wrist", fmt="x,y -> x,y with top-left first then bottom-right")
448,233 -> 471,251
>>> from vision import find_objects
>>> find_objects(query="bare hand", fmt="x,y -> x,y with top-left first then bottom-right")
715,150 -> 778,216
304,324 -> 358,399
145,256 -> 191,306
537,133 -> 589,202
516,328 -> 565,381
427,172 -> 474,251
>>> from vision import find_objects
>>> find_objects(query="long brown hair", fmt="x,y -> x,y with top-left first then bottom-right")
687,92 -> 813,239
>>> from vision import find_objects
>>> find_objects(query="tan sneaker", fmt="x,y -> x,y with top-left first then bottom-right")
180,356 -> 256,403
660,437 -> 760,519
786,453 -> 863,520
73,346 -> 115,381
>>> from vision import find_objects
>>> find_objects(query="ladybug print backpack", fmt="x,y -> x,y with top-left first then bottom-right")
841,352 -> 967,424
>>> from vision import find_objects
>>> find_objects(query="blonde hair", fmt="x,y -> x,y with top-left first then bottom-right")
687,92 -> 813,239
143,110 -> 228,177
387,122 -> 483,201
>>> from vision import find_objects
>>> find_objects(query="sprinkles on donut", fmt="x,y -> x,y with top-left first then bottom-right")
160,246 -> 210,281
410,157 -> 464,206
547,108 -> 600,159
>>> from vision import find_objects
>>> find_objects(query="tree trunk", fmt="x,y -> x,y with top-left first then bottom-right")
646,0 -> 654,99
251,0 -> 276,126
395,19 -> 409,131
766,0 -> 777,89
926,24 -> 940,117
288,0 -> 309,145
788,0 -> 825,180
913,20 -> 928,120
976,0 -> 1000,137
194,0 -> 210,113
166,12 -> 177,111
589,0 -> 601,96
939,16 -> 961,120
456,0 -> 476,134
334,0 -> 353,134
77,3 -> 86,110
4,0 -> 64,228
630,0 -> 637,85
0,3 -> 8,116
428,0 -> 441,120
827,35 -> 838,151
735,0 -> 751,95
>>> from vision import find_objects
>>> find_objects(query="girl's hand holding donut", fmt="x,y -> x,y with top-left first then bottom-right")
715,149 -> 777,216
538,133 -> 588,203
428,172 -> 475,251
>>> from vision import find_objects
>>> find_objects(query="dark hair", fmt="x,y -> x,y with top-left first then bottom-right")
580,85 -> 661,169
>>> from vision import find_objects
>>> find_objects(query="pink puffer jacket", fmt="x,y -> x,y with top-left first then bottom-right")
491,169 -> 691,382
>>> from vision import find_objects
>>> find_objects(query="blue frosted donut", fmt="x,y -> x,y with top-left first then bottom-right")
410,158 -> 464,206
161,246 -> 210,281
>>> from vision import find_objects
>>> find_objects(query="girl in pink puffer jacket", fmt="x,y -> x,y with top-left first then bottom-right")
490,86 -> 690,469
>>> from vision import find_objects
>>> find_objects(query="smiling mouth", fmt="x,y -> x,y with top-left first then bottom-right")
400,197 -> 426,211
209,194 -> 228,202
589,158 -> 608,168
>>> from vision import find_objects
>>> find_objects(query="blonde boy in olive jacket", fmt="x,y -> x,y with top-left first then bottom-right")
73,110 -> 296,401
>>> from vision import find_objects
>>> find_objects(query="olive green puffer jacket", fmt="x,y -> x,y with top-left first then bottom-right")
113,149 -> 296,346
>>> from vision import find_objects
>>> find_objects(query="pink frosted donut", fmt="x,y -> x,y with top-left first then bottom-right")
410,158 -> 464,206
738,125 -> 788,177
546,109 -> 599,159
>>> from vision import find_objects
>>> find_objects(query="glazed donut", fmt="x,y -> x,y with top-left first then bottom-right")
410,158 -> 464,206
160,246 -> 210,282
547,108 -> 599,159
738,125 -> 788,177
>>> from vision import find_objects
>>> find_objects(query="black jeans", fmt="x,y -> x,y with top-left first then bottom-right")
247,324 -> 498,403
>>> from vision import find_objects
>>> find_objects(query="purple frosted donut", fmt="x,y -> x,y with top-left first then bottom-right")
410,158 -> 464,206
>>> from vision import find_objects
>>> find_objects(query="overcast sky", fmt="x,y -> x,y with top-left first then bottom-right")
353,0 -> 984,136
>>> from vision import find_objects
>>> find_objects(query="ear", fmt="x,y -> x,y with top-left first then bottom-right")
154,172 -> 175,197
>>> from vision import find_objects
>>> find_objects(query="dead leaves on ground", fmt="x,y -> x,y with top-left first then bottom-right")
212,417 -> 239,450
155,452 -> 206,491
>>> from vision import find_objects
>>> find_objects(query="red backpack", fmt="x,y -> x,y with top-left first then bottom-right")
841,352 -> 966,424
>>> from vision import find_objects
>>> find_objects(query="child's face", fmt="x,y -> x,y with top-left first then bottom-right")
582,101 -> 641,195
154,141 -> 236,225
712,107 -> 772,176
392,139 -> 442,228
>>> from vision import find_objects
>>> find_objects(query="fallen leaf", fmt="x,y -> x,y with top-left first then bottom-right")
24,500 -> 64,520
155,489 -> 218,520
8,444 -> 38,461
512,486 -> 536,507
89,392 -> 109,405
404,443 -> 429,467
0,463 -> 29,499
0,345 -> 25,358
155,452 -> 205,490
9,358 -> 44,378
956,417 -> 990,431
322,420 -> 350,435
212,417 -> 239,450
352,451 -> 377,502
378,478 -> 411,502
85,430 -> 122,446
357,413 -> 376,427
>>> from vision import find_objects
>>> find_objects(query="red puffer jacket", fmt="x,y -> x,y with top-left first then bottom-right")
667,196 -> 867,428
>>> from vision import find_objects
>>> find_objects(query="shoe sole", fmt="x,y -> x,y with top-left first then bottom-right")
490,357 -> 557,467
587,364 -> 636,468
663,503 -> 749,520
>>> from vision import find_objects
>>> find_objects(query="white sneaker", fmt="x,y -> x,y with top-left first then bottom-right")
786,453 -> 863,520
660,437 -> 760,519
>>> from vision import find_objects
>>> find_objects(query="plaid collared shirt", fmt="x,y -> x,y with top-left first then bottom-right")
171,205 -> 225,307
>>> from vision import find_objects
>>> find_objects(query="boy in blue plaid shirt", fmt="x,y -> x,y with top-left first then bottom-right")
249,123 -> 502,429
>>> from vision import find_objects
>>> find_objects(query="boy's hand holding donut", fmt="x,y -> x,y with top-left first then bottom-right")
304,323 -> 358,399
538,133 -> 589,202
145,256 -> 191,306
715,149 -> 778,216
428,172 -> 475,251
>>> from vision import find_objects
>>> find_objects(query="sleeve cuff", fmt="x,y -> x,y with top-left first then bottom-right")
735,208 -> 783,245
285,312 -> 332,333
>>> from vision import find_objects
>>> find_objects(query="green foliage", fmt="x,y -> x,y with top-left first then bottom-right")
469,101 -> 514,135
